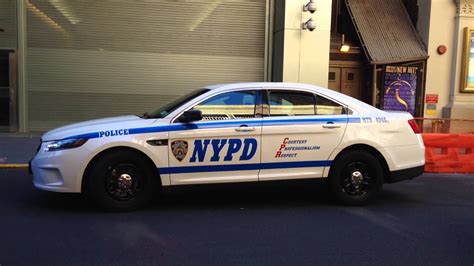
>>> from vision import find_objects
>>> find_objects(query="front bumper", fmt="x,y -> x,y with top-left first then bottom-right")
30,144 -> 88,193
387,165 -> 424,183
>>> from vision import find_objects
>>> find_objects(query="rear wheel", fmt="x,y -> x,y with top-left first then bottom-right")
329,150 -> 384,205
85,150 -> 158,211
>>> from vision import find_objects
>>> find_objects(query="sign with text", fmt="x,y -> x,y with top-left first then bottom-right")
426,94 -> 438,104
382,65 -> 417,116
426,103 -> 437,115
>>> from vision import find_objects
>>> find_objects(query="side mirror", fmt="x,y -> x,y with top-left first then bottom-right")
178,110 -> 203,123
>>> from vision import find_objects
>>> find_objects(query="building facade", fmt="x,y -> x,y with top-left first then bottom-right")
418,0 -> 474,119
0,0 -> 472,133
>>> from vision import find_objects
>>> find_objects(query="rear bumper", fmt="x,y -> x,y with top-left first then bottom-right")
387,165 -> 424,183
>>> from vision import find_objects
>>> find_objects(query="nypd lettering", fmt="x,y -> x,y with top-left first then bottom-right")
99,129 -> 130,138
189,138 -> 257,163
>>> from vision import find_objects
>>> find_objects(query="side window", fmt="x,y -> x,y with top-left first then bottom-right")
192,90 -> 256,120
268,90 -> 316,116
315,95 -> 346,115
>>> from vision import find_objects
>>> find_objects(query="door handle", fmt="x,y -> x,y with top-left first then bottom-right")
235,125 -> 256,132
322,123 -> 341,129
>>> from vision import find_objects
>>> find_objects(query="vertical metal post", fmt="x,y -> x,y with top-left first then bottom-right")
372,64 -> 377,106
17,0 -> 27,132
264,0 -> 274,82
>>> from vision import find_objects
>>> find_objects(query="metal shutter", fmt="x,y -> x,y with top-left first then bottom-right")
26,0 -> 267,131
0,0 -> 17,49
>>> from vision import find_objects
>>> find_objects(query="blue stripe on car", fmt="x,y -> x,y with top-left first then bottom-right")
65,117 -> 362,140
159,160 -> 332,174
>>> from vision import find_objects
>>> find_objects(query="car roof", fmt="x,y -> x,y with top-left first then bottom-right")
203,82 -> 381,114
205,82 -> 311,90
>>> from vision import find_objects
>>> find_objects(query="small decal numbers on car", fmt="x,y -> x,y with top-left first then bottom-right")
362,117 -> 388,124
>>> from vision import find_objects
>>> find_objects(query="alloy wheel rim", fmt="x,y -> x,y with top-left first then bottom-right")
341,161 -> 374,196
105,163 -> 142,201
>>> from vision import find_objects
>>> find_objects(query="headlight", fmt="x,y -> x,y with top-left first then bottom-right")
43,138 -> 88,152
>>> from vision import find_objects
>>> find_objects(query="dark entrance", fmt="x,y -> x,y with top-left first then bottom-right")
0,50 -> 16,131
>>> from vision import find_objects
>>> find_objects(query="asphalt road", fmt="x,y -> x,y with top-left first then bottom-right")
0,170 -> 473,266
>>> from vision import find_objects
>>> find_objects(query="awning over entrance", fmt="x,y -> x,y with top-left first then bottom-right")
345,0 -> 428,64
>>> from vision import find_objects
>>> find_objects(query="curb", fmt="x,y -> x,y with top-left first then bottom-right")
0,164 -> 29,170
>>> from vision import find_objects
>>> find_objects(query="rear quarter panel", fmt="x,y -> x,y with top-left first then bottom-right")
327,112 -> 425,174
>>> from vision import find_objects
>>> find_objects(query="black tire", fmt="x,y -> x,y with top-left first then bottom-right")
85,150 -> 158,212
329,150 -> 384,205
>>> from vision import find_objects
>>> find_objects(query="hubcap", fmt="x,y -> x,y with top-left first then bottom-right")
105,163 -> 143,201
350,171 -> 363,186
341,162 -> 374,196
118,174 -> 133,190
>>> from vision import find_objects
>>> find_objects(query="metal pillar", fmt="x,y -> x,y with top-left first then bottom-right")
17,0 -> 27,132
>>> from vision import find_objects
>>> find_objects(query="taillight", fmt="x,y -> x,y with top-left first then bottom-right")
408,119 -> 421,134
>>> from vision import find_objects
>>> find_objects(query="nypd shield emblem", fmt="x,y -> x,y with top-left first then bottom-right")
171,140 -> 188,162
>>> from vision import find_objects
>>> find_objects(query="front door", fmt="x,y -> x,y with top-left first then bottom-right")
168,89 -> 262,185
259,89 -> 348,181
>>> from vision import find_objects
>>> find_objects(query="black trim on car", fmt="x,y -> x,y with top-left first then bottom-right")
146,139 -> 168,146
254,90 -> 264,118
387,165 -> 424,183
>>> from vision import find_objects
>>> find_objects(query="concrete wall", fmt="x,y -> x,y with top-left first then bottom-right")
418,0 -> 474,119
273,0 -> 332,87
444,0 -> 474,119
417,0 -> 455,118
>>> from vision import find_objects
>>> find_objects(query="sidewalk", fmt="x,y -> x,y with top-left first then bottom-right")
0,133 -> 42,165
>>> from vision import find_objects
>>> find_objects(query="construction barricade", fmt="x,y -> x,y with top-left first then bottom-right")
422,134 -> 474,173
412,118 -> 474,173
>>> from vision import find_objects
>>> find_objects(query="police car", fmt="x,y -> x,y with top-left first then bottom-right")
31,83 -> 425,211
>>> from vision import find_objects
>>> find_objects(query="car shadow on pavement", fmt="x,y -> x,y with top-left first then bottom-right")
150,180 -> 422,212
19,179 -> 422,213
23,191 -> 95,213
153,180 -> 334,211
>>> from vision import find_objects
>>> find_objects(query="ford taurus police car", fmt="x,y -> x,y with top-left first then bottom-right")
31,83 -> 425,211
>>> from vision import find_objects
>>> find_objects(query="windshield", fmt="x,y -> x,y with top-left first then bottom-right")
145,89 -> 210,119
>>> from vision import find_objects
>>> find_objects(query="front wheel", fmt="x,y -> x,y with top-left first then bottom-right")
85,150 -> 158,212
329,150 -> 384,205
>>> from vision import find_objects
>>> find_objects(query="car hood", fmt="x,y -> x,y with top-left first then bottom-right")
42,115 -> 160,141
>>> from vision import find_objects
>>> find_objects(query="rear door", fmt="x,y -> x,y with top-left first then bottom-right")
259,89 -> 348,181
167,89 -> 263,185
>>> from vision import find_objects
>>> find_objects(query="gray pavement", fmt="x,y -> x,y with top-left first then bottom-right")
0,133 -> 41,164
0,171 -> 472,265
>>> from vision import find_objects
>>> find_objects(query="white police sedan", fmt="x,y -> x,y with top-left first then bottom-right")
31,83 -> 425,211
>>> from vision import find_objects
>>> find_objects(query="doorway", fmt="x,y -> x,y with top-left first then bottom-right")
328,66 -> 364,100
0,50 -> 16,132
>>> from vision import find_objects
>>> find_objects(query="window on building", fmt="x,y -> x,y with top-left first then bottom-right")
347,72 -> 355,82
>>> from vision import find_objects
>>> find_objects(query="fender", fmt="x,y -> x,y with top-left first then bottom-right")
78,139 -> 170,191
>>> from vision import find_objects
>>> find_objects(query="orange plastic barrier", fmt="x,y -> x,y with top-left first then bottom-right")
422,134 -> 474,173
